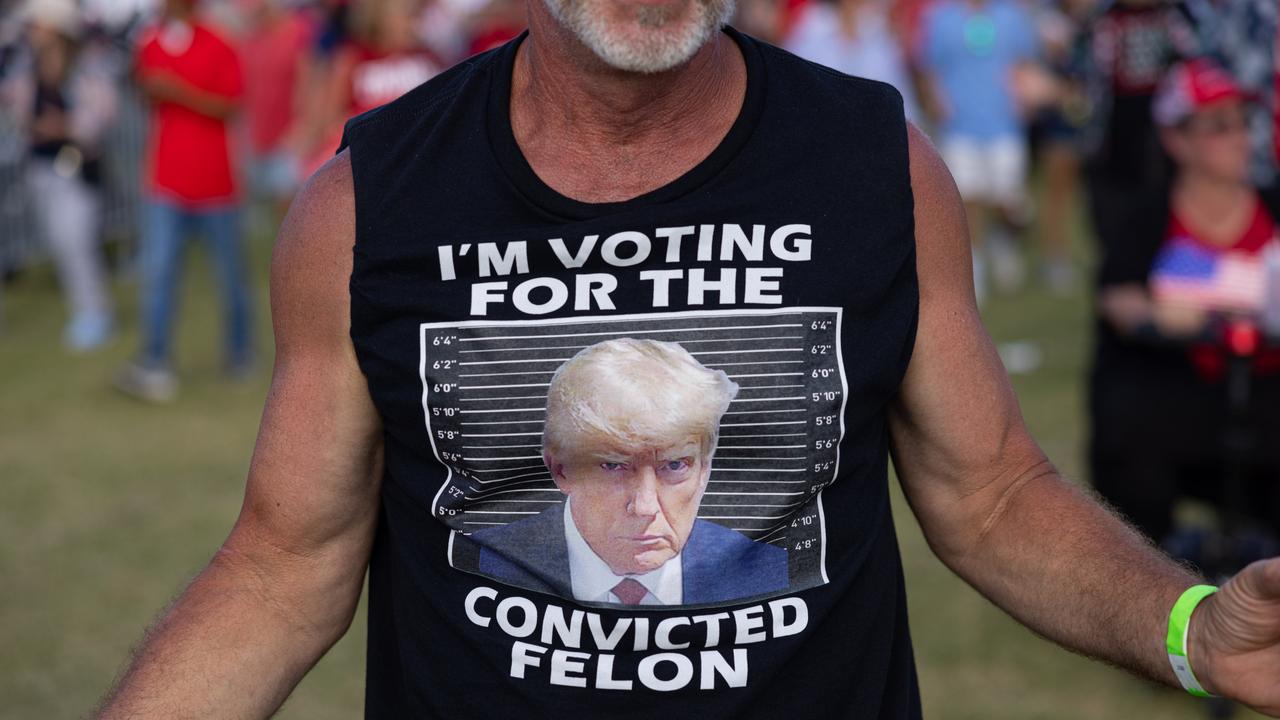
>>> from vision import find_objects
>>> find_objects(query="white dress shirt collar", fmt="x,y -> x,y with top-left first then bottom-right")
562,498 -> 683,606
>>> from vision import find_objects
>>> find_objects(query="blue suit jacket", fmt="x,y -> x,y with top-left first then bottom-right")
472,504 -> 789,605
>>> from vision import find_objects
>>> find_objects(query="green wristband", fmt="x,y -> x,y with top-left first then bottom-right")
1166,584 -> 1218,698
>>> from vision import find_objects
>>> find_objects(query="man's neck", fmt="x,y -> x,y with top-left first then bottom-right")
835,0 -> 864,38
165,5 -> 195,23
1175,172 -> 1252,211
509,8 -> 746,202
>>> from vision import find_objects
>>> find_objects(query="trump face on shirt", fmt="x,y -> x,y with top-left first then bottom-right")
471,338 -> 789,607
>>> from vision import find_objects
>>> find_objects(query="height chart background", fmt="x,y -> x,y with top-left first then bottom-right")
419,307 -> 849,597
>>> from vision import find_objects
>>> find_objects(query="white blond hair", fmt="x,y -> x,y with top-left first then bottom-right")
542,338 -> 738,462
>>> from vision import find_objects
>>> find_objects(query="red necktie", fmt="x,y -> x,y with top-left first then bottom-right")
612,578 -> 649,605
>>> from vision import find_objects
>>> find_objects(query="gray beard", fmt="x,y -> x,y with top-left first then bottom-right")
543,0 -> 736,74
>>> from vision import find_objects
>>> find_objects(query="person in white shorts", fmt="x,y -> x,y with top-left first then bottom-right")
941,134 -> 1028,212
921,0 -> 1039,300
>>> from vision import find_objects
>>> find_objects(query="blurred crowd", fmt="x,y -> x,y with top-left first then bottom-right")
1,0 -> 1279,554
0,0 -> 524,359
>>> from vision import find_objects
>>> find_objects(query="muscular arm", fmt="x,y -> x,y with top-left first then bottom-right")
97,151 -> 382,719
889,125 -> 1201,687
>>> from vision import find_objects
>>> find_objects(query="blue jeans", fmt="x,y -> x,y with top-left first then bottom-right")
139,199 -> 253,370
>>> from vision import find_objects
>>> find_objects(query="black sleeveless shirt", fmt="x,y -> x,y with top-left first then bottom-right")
341,28 -> 922,719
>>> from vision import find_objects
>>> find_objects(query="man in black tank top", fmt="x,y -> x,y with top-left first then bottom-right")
96,0 -> 1280,716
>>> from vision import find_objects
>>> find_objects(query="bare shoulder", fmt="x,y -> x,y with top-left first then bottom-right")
905,123 -> 960,215
904,122 -> 976,305
271,150 -> 356,350
274,150 -> 354,277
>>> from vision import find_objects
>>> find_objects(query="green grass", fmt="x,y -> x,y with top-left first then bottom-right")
0,223 -> 1258,719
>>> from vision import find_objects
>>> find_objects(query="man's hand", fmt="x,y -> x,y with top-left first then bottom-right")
1191,559 -> 1280,716
1152,301 -> 1210,338
1098,286 -> 1211,339
1098,285 -> 1155,335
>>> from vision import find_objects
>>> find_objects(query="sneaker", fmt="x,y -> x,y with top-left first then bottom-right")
1042,259 -> 1077,296
987,230 -> 1026,294
972,248 -> 988,307
64,313 -> 113,353
113,362 -> 178,403
997,341 -> 1043,375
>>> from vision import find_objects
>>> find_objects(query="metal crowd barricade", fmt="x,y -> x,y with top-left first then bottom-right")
102,79 -> 147,253
0,16 -> 150,330
0,111 -> 36,278
0,72 -> 146,326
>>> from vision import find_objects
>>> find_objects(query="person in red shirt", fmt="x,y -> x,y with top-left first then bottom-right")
298,0 -> 442,179
115,0 -> 254,402
242,0 -> 316,212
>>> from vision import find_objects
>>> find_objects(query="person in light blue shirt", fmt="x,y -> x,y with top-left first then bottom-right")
784,0 -> 924,124
922,0 -> 1039,141
920,0 -> 1040,301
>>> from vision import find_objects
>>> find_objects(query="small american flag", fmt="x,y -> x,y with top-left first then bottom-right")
1150,238 -> 1267,314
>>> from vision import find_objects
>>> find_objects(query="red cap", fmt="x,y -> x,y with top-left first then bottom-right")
1153,58 -> 1251,127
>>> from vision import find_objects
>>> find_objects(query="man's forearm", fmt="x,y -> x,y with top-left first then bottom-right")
944,461 -> 1200,688
138,73 -> 238,120
96,539 -> 362,719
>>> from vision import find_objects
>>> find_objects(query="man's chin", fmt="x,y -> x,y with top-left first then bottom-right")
587,24 -> 707,74
623,548 -> 678,574
546,0 -> 731,74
